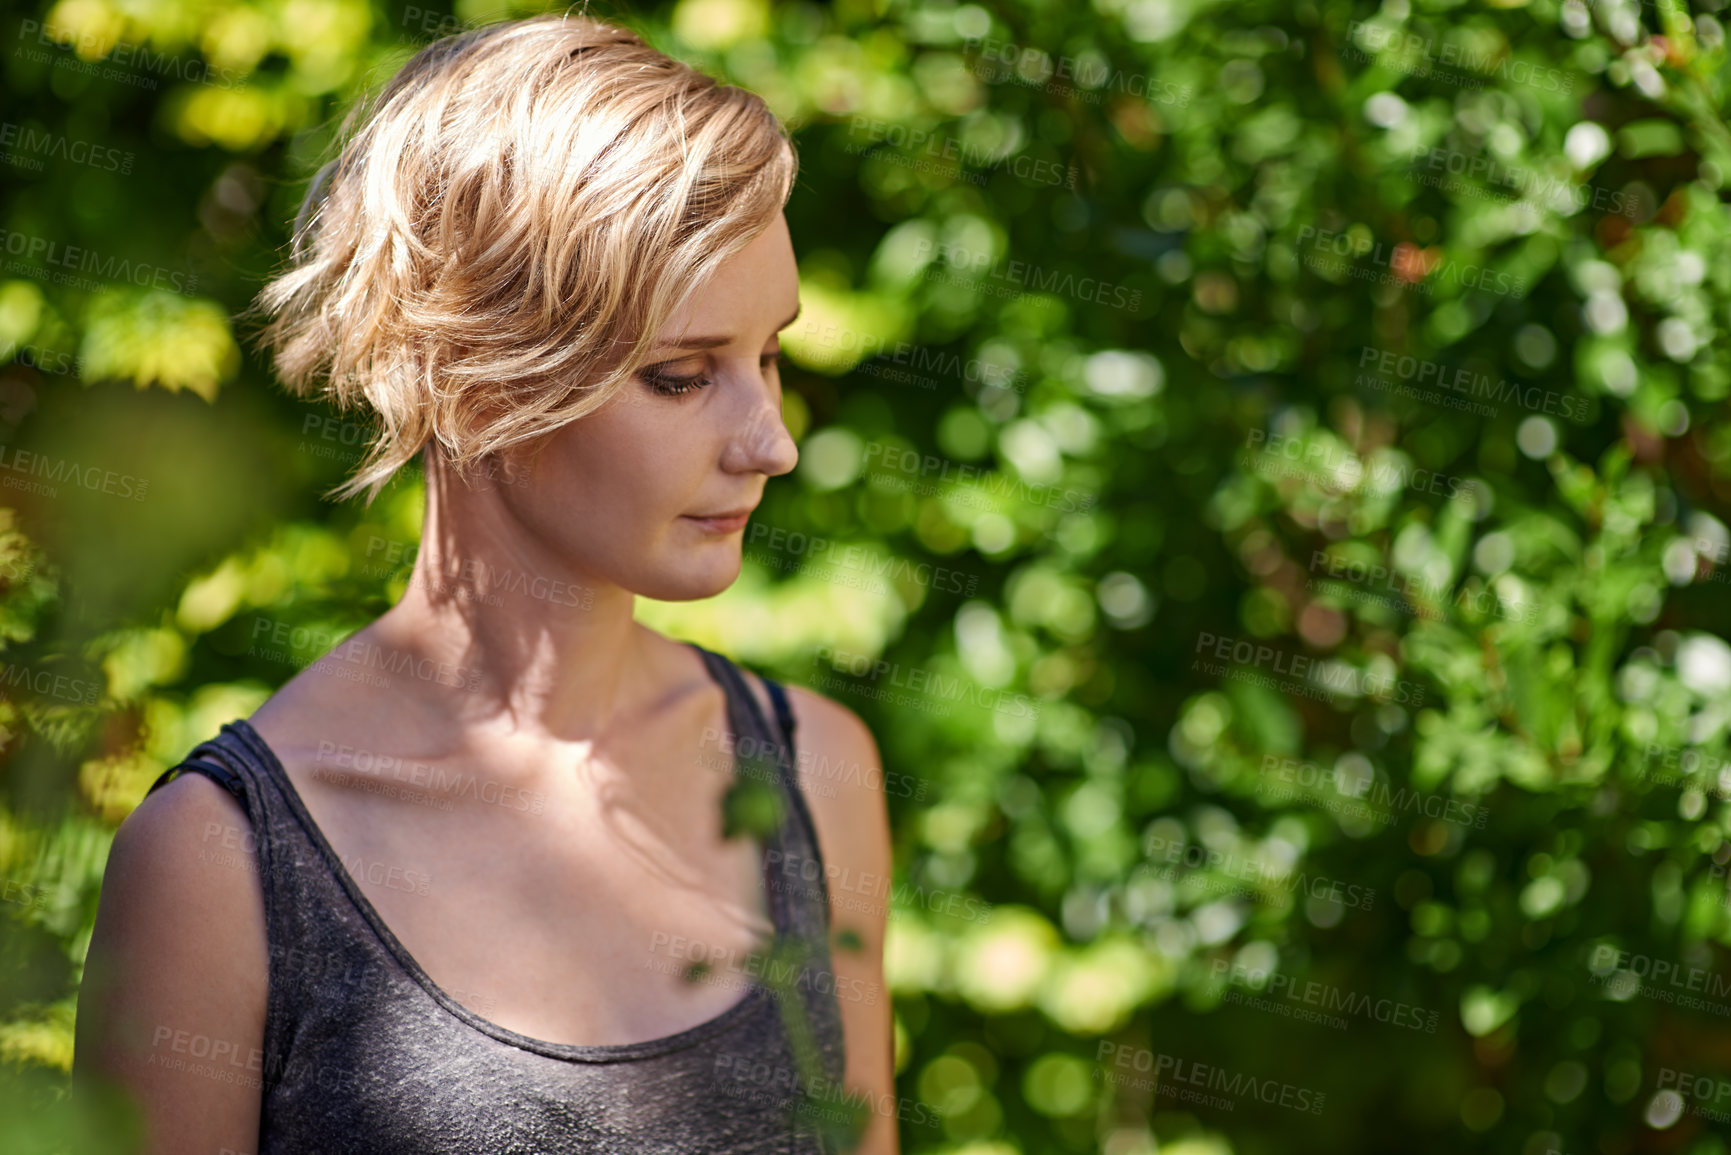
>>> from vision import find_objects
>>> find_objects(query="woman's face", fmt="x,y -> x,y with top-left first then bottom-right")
488,212 -> 802,602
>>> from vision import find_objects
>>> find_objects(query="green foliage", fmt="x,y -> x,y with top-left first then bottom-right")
723,771 -> 789,840
6,0 -> 1731,1153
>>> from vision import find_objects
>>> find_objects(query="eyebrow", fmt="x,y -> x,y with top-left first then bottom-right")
657,304 -> 802,352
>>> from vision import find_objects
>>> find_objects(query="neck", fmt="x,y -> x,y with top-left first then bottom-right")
359,455 -> 649,743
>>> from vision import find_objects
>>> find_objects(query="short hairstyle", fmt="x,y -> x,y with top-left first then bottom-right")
247,10 -> 798,505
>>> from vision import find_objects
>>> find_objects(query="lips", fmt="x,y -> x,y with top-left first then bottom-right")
683,507 -> 754,533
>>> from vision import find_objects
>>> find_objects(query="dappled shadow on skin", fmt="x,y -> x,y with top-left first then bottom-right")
423,448 -> 775,925
571,747 -> 776,946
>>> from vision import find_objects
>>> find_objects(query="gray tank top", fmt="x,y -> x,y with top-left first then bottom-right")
146,641 -> 850,1153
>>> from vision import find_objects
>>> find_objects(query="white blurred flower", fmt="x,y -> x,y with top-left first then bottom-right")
1662,538 -> 1699,585
1689,512 -> 1729,566
1565,122 -> 1612,169
1677,634 -> 1731,696
1583,290 -> 1628,335
1517,416 -> 1558,458
1599,349 -> 1638,397
1084,350 -> 1164,399
1646,1089 -> 1684,1129
1657,317 -> 1699,361
1630,57 -> 1667,100
1365,92 -> 1408,128
1191,901 -> 1244,946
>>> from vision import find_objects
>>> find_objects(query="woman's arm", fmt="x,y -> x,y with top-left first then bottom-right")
73,773 -> 270,1155
769,682 -> 898,1155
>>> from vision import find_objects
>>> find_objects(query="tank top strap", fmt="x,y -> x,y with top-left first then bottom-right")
687,640 -> 834,934
762,674 -> 797,746
146,722 -> 281,853
149,753 -> 244,800
689,642 -> 776,738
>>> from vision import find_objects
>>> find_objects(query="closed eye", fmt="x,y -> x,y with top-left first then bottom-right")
639,363 -> 713,397
637,351 -> 784,398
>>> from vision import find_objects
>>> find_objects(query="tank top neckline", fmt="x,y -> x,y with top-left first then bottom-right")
220,649 -> 792,1065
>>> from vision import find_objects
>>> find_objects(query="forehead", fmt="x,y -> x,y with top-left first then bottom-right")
658,215 -> 798,344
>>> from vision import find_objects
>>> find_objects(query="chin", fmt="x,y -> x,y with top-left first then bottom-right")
632,555 -> 743,602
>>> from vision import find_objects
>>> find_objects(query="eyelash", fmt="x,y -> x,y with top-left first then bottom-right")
639,352 -> 785,397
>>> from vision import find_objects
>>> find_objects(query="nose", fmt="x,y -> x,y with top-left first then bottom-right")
722,366 -> 799,478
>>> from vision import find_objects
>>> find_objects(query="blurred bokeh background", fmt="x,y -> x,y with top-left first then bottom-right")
5,0 -> 1731,1152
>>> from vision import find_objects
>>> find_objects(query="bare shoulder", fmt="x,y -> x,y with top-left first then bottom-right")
86,768 -> 269,1005
102,767 -> 263,915
778,682 -> 880,777
75,768 -> 268,1152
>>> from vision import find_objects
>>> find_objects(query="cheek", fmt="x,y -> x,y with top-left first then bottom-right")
537,401 -> 705,521
598,420 -> 701,509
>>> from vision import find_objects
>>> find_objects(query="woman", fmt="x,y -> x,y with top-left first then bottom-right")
72,13 -> 896,1154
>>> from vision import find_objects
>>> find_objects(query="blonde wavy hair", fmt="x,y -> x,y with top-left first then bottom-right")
245,9 -> 798,505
